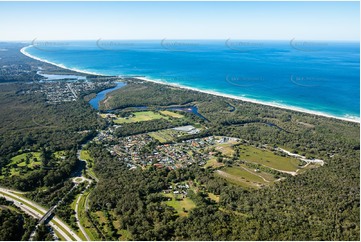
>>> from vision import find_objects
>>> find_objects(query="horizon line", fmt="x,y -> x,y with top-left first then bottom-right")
2,38 -> 360,42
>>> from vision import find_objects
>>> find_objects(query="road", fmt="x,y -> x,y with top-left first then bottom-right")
241,166 -> 271,183
77,149 -> 99,183
75,145 -> 99,240
66,83 -> 78,99
0,190 -> 72,241
75,145 -> 100,239
276,147 -> 324,166
0,188 -> 82,241
75,188 -> 91,241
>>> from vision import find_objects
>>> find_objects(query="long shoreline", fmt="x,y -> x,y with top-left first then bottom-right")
136,76 -> 360,123
21,46 -> 103,76
21,46 -> 360,124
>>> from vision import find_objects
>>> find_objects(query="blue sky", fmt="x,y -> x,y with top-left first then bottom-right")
0,1 -> 359,41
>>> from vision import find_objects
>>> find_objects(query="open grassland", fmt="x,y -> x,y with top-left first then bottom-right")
10,152 -> 41,168
160,110 -> 184,118
216,167 -> 266,189
95,211 -> 107,225
238,145 -> 300,172
53,150 -> 66,159
77,191 -> 101,241
148,129 -> 180,143
118,229 -> 132,241
108,211 -> 132,241
3,152 -> 42,177
208,192 -> 220,203
69,194 -> 87,241
114,111 -> 167,124
239,164 -> 278,182
148,132 -> 169,143
215,143 -> 236,156
80,150 -> 97,179
204,158 -> 224,168
80,150 -> 93,162
163,193 -> 196,217
92,210 -> 119,239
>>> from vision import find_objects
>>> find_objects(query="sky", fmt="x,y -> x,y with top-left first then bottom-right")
0,1 -> 359,41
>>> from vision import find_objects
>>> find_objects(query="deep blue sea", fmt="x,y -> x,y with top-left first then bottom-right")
23,40 -> 360,121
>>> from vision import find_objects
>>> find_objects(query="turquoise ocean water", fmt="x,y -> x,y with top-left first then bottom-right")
23,40 -> 360,121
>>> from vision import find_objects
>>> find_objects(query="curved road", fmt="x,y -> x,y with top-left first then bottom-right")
0,188 -> 82,241
75,189 -> 91,241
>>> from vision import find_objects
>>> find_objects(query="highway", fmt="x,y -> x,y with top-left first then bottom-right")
0,145 -> 98,241
0,187 -> 82,241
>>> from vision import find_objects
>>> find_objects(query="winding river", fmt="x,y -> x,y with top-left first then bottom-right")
88,83 -> 209,121
89,82 -> 126,110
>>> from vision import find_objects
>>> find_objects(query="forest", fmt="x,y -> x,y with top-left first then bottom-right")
87,80 -> 360,240
0,82 -> 104,191
0,42 -> 359,241
0,197 -> 53,240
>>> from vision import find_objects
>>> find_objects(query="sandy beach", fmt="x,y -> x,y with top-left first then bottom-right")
21,46 -> 103,76
21,46 -> 360,124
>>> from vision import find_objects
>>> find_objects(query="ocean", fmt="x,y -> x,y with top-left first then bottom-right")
22,40 -> 360,122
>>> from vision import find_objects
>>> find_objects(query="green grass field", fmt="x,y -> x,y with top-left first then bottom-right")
77,191 -> 101,241
148,132 -> 169,143
118,229 -> 132,241
9,152 -> 41,167
238,145 -> 300,172
204,158 -> 224,168
148,129 -> 179,143
53,150 -> 66,159
80,150 -> 93,162
240,164 -> 278,182
80,150 -> 97,180
108,211 -> 132,241
208,193 -> 220,203
217,144 -> 235,156
68,194 -> 87,241
217,166 -> 266,188
114,111 -> 167,124
160,110 -> 184,118
92,210 -> 120,239
164,193 -> 196,217
3,152 -> 42,177
95,211 -> 107,224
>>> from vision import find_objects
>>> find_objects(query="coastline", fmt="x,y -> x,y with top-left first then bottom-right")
136,76 -> 360,123
20,46 -> 104,76
21,46 -> 360,124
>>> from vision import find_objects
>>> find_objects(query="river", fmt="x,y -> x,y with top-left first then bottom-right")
88,82 -> 209,121
89,82 -> 126,110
